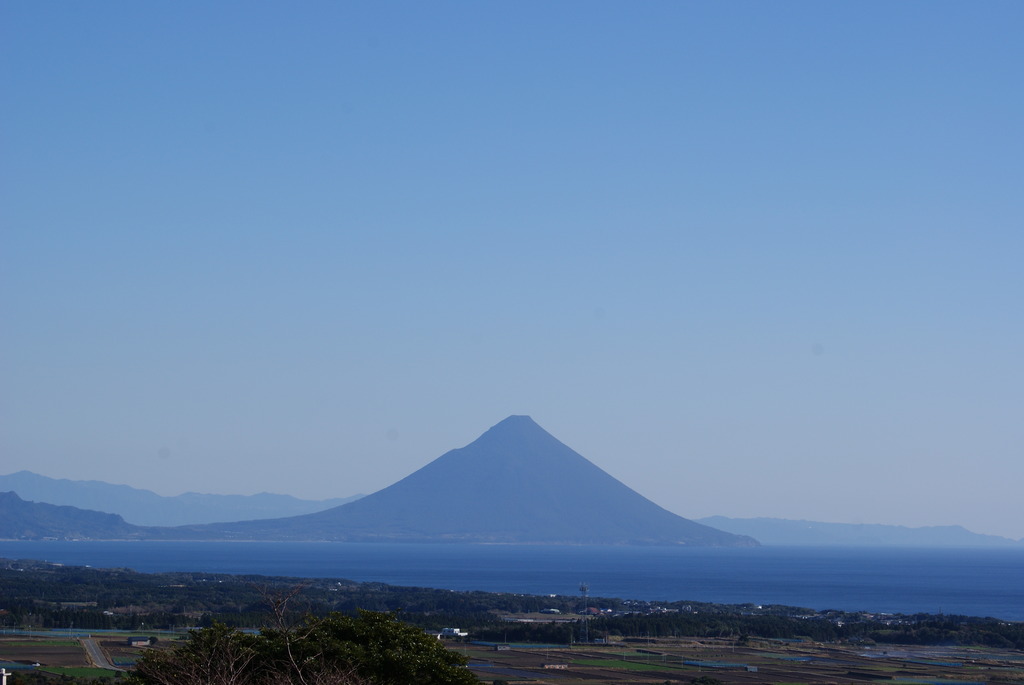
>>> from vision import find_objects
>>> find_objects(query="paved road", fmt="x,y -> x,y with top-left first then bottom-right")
81,637 -> 125,672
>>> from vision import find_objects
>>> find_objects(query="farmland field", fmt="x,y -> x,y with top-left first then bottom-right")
461,636 -> 1024,684
2,631 -> 1023,683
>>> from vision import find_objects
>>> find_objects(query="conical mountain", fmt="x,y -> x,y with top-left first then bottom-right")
178,416 -> 756,545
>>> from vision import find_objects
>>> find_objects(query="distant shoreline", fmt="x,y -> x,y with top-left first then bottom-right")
3,540 -> 1023,621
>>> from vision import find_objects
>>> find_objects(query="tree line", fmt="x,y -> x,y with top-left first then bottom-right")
2,558 -> 1022,652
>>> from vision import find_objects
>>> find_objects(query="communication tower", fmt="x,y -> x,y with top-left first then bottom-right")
579,582 -> 589,644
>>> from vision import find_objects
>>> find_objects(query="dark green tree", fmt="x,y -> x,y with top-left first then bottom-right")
690,677 -> 724,685
128,611 -> 478,685
128,621 -> 264,684
261,610 -> 478,685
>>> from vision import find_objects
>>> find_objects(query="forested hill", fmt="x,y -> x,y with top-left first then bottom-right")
0,491 -> 147,540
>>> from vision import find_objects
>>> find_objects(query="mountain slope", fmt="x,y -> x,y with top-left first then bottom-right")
167,416 -> 756,546
0,491 -> 148,540
698,516 -> 1022,547
0,471 -> 359,526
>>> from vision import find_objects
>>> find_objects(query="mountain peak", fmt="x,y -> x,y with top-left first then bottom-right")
190,416 -> 758,546
457,415 -> 570,466
488,415 -> 541,431
480,415 -> 547,439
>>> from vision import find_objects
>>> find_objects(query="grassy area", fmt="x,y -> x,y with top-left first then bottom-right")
0,640 -> 81,647
572,657 -> 687,671
39,667 -> 119,678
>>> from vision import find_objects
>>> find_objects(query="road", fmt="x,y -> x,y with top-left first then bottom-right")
81,637 -> 125,672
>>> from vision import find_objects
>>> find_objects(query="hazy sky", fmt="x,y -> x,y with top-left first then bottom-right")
3,2 -> 1022,539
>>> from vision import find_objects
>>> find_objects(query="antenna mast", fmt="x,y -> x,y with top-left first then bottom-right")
579,582 -> 589,644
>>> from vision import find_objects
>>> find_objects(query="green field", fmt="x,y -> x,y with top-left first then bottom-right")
572,657 -> 689,671
38,667 -> 119,678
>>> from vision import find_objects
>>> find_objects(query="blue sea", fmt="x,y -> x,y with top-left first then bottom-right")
1,541 -> 1022,621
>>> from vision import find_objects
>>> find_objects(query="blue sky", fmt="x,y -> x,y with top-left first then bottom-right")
3,2 -> 1022,539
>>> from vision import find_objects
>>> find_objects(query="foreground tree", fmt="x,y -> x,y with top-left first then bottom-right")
128,610 -> 478,685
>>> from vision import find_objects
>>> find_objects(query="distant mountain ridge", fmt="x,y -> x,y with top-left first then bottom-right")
698,516 -> 1023,547
0,491 -> 146,540
1,416 -> 756,545
6,420 -> 1015,547
160,416 -> 757,545
0,471 -> 360,526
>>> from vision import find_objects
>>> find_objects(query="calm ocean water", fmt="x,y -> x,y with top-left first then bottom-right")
2,541 -> 1022,621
